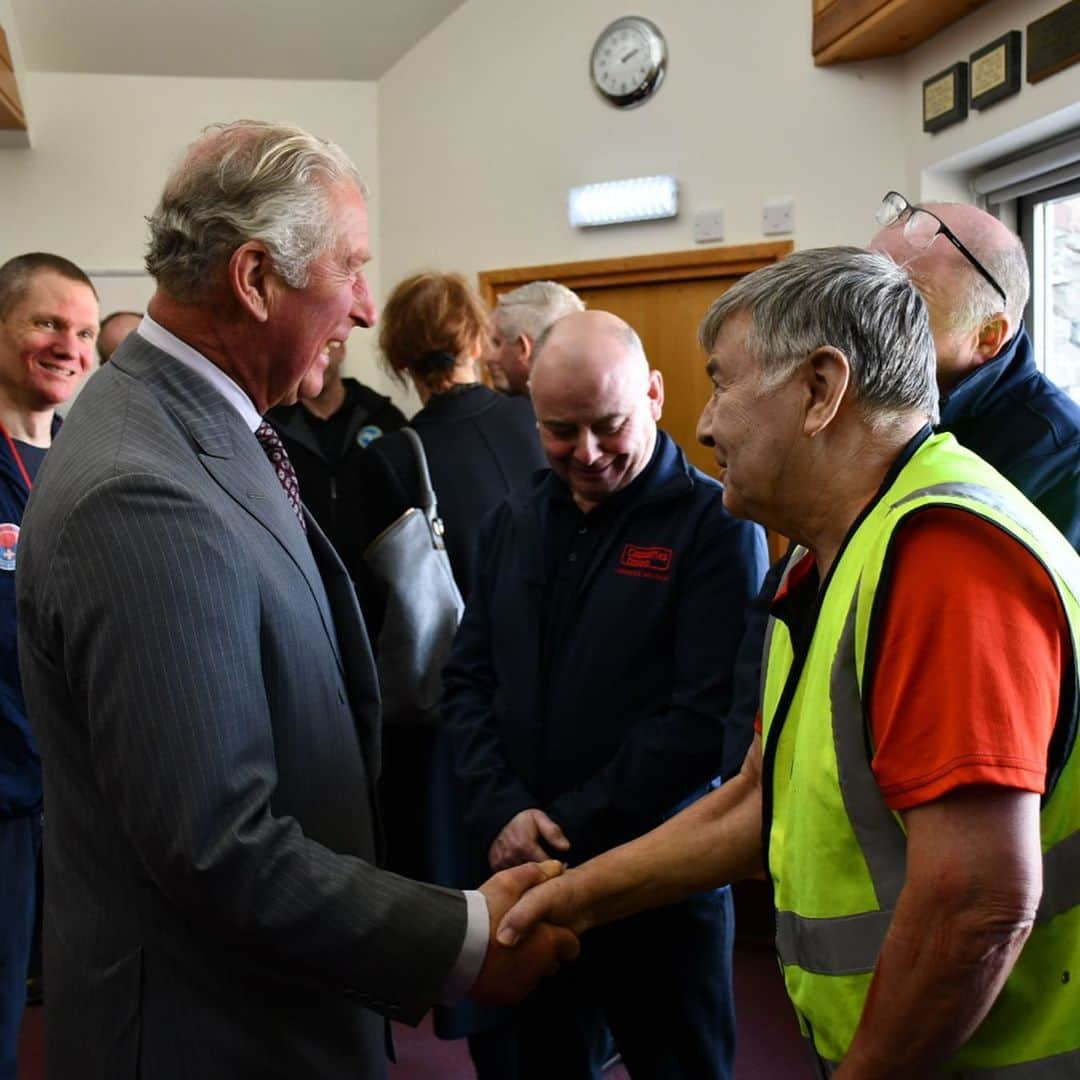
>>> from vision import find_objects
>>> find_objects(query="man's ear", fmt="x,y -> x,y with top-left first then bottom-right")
647,368 -> 665,420
802,346 -> 850,438
228,242 -> 273,322
974,315 -> 1011,363
518,334 -> 533,364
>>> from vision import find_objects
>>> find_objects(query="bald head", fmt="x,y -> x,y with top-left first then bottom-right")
870,200 -> 1030,391
530,310 -> 663,512
532,310 -> 647,386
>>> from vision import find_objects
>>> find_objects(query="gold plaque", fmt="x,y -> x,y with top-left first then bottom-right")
972,44 -> 1006,97
922,62 -> 968,133
971,31 -> 1022,110
924,74 -> 955,122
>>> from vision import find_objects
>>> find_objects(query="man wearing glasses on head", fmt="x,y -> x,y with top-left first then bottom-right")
872,192 -> 1080,550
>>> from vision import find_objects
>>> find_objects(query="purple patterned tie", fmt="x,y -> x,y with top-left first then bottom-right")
255,421 -> 307,533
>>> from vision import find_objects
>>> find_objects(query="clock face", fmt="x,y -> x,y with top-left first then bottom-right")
590,17 -> 666,109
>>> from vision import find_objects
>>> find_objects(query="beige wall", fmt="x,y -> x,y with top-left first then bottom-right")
4,0 -> 1080,409
0,71 -> 391,393
900,0 -> 1080,202
377,0 -> 1080,301
377,0 -> 909,298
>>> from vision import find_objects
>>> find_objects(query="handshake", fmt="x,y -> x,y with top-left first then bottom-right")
468,857 -> 586,1007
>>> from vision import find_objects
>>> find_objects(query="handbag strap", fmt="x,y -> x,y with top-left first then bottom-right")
401,429 -> 448,550
402,427 -> 437,512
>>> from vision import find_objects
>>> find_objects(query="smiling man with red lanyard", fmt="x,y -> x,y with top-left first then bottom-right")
0,253 -> 97,1080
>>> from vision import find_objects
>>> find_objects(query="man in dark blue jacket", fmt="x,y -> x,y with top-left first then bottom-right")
0,253 -> 97,1080
872,195 -> 1080,549
443,310 -> 768,1079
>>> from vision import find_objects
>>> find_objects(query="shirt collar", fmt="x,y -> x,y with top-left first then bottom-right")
136,314 -> 262,432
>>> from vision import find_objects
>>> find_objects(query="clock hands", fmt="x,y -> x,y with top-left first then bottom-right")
621,47 -> 639,63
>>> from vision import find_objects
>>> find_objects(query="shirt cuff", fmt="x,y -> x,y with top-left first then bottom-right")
441,889 -> 489,1003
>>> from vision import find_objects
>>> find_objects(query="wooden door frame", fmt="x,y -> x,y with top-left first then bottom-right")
478,240 -> 794,305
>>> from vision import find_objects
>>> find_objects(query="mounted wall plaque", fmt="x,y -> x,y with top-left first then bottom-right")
1027,0 -> 1080,85
923,62 -> 968,133
970,31 -> 1022,109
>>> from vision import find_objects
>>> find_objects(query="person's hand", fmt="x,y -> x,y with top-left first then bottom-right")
488,808 -> 570,870
495,862 -> 591,948
469,860 -> 580,1006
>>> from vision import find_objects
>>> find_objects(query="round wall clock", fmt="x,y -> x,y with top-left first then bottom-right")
589,16 -> 667,109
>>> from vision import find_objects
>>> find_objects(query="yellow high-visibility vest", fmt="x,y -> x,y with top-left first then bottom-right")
761,432 -> 1080,1074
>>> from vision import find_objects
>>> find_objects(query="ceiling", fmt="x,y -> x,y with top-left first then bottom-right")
11,0 -> 468,80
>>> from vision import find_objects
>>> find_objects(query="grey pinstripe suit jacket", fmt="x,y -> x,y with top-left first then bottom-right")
16,335 -> 467,1079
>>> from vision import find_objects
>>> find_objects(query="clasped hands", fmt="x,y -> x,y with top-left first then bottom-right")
469,809 -> 586,1006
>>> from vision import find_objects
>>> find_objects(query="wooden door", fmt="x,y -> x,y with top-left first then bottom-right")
479,242 -> 793,561
567,277 -> 736,478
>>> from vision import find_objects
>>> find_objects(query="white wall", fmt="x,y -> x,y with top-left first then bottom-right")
900,0 -> 1080,201
377,0 -> 908,297
377,0 -> 1080,297
6,0 -> 1080,410
0,72 -> 392,393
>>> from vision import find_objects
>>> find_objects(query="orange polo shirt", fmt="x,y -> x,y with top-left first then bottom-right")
762,508 -> 1070,811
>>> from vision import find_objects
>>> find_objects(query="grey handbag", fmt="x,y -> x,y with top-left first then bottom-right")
363,427 -> 464,725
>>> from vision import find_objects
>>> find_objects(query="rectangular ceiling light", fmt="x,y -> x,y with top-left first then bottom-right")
568,175 -> 679,228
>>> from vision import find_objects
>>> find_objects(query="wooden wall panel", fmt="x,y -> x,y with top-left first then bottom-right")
813,0 -> 991,65
0,26 -> 27,131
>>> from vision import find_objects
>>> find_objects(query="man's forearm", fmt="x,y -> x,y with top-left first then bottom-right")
497,737 -> 765,945
837,788 -> 1042,1077
837,882 -> 1033,1077
560,765 -> 763,932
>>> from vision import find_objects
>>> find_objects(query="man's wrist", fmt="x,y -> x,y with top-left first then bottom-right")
440,890 -> 489,1002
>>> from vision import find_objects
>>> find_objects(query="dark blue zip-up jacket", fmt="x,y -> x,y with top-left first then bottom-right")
0,417 -> 59,817
939,325 -> 1080,549
443,430 -> 768,864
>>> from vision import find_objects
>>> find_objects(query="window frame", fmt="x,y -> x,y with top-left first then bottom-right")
1018,174 -> 1080,391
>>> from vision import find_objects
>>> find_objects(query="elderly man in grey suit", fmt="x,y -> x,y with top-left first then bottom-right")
15,120 -> 576,1080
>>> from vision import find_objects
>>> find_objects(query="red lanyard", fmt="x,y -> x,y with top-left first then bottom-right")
0,419 -> 35,491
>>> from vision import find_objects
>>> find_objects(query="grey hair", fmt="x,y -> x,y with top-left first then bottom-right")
495,280 -> 585,343
699,246 -> 939,425
145,120 -> 364,302
921,204 -> 1030,333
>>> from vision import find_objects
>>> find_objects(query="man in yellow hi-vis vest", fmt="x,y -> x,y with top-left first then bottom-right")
497,246 -> 1079,1078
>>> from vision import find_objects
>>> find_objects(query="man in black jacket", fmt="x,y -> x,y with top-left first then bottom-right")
444,310 -> 767,1079
268,339 -> 406,579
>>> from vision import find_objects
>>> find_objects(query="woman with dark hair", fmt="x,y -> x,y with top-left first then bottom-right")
356,271 -> 544,1076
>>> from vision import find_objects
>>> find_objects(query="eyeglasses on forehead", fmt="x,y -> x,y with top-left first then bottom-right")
875,191 -> 1008,309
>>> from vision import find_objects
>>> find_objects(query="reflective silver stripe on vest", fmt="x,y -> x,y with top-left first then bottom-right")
776,907 -> 893,975
1037,829 -> 1080,925
891,482 -> 1080,600
775,592 -> 906,975
830,590 -> 908,910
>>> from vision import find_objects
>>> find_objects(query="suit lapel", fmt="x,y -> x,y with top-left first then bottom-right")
115,338 -> 345,677
304,511 -> 380,771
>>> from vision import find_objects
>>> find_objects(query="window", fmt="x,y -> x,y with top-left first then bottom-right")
1020,178 -> 1080,404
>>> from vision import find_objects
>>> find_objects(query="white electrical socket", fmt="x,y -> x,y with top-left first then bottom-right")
693,208 -> 725,243
762,198 -> 795,235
